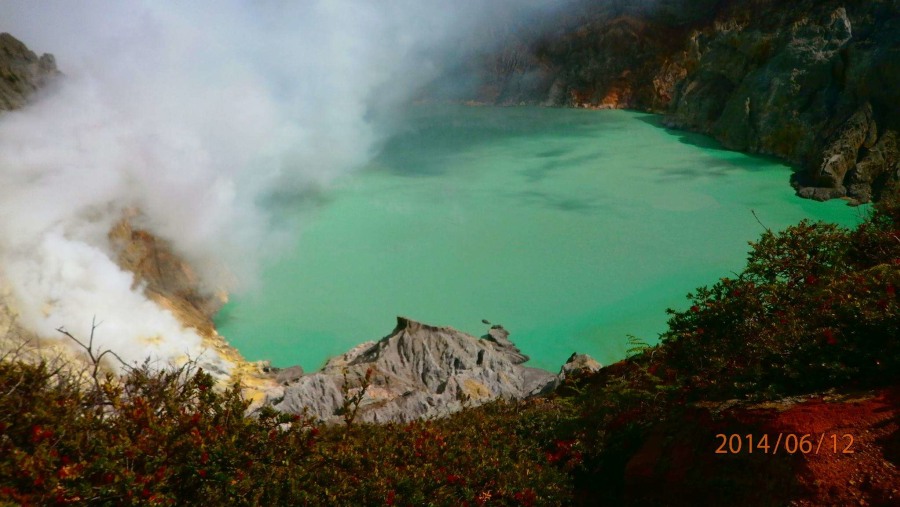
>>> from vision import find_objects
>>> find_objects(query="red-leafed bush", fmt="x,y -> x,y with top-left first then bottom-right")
0,357 -> 574,506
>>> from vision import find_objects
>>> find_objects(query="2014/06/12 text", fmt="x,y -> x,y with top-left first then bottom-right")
714,433 -> 855,455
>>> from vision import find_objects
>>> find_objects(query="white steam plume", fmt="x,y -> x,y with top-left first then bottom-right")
0,1 -> 567,369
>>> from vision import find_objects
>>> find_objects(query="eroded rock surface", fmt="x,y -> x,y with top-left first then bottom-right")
108,214 -> 227,341
274,317 -> 596,423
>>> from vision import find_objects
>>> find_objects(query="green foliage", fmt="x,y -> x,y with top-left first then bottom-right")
305,402 -> 575,506
659,201 -> 900,399
625,335 -> 651,358
337,367 -> 372,428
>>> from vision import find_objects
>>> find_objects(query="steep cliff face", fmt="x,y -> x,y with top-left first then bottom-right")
668,0 -> 900,204
471,0 -> 714,109
479,0 -> 900,203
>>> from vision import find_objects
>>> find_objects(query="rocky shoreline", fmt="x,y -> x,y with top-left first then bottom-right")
474,0 -> 900,205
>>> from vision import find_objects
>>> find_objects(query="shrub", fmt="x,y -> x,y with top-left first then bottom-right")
659,199 -> 900,399
0,358 -> 575,506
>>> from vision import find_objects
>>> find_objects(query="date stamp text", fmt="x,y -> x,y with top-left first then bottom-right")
714,433 -> 856,455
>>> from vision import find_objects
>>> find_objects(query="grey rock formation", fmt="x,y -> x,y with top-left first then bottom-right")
274,317 -> 560,423
559,352 -> 602,380
814,103 -> 878,189
482,325 -> 529,364
274,365 -> 305,385
0,33 -> 59,112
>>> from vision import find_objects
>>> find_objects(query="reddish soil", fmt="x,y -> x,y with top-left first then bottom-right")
622,387 -> 899,505
758,388 -> 900,506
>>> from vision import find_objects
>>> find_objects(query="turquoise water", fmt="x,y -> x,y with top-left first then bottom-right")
216,106 -> 864,372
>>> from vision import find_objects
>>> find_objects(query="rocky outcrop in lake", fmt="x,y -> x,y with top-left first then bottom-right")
272,317 -> 599,423
477,0 -> 900,204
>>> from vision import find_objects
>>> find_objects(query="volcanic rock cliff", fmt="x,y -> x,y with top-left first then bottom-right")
478,0 -> 900,204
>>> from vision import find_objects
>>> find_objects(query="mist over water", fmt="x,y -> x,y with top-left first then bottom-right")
0,2 -> 865,372
0,1 -> 569,367
217,106 -> 865,372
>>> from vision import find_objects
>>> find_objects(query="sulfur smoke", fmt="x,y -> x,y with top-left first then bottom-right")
0,1 -> 568,369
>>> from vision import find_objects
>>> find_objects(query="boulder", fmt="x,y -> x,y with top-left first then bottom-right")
559,352 -> 602,380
